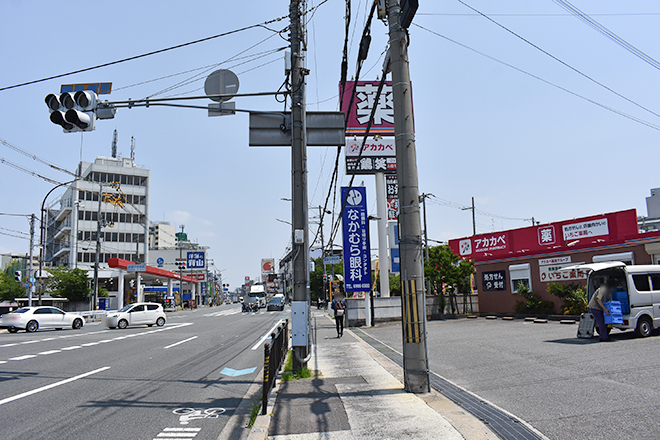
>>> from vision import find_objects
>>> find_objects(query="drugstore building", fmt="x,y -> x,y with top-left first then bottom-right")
448,209 -> 660,314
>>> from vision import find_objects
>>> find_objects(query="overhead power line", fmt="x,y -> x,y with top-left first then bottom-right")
455,0 -> 660,121
1,137 -> 76,177
413,23 -> 660,131
0,15 -> 289,92
551,0 -> 660,71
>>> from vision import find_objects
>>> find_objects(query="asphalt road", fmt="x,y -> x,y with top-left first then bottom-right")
0,303 -> 288,440
359,317 -> 660,440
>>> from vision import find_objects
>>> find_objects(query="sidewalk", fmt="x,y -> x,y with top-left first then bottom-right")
249,309 -> 498,440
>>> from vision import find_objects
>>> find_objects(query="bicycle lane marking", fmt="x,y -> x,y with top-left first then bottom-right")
0,366 -> 111,406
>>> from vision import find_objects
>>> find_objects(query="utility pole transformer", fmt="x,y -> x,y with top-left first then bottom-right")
290,0 -> 310,370
386,0 -> 430,393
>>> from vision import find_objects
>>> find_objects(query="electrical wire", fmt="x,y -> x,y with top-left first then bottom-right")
413,23 -> 660,131
455,0 -> 660,121
0,15 -> 289,92
418,12 -> 660,17
551,0 -> 660,71
1,137 -> 76,177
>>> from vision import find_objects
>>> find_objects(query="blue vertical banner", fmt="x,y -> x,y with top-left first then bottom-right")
341,186 -> 371,292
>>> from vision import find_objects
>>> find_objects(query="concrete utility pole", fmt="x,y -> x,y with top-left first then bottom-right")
92,182 -> 103,310
27,214 -> 35,306
387,0 -> 430,393
290,0 -> 310,371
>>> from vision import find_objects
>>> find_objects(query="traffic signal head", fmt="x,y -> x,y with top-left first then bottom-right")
14,270 -> 22,282
45,90 -> 98,132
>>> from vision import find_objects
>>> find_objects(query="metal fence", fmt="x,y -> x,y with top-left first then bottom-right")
262,319 -> 289,414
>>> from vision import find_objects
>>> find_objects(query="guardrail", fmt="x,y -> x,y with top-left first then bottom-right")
74,310 -> 107,322
262,319 -> 289,415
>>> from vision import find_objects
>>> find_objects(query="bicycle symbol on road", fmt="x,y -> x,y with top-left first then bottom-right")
172,407 -> 226,425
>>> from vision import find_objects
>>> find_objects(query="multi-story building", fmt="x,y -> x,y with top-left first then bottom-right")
149,221 -> 176,249
46,156 -> 150,271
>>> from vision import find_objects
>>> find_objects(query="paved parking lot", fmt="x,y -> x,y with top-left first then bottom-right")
359,317 -> 660,440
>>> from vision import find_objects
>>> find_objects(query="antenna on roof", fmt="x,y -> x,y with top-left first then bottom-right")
130,136 -> 135,161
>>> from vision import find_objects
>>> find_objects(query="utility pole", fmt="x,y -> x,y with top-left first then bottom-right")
27,214 -> 35,306
460,197 -> 476,236
290,0 -> 310,371
92,182 -> 104,310
387,0 -> 429,393
319,206 -> 327,304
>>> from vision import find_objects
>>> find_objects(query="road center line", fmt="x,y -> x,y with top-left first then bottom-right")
164,336 -> 198,349
0,366 -> 110,406
251,319 -> 286,351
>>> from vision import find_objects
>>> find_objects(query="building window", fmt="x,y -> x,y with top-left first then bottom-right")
592,252 -> 634,265
509,263 -> 531,293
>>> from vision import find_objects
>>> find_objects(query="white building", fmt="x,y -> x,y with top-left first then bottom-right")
46,156 -> 150,271
149,221 -> 177,249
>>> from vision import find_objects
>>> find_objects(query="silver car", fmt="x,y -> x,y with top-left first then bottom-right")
1,306 -> 85,333
104,303 -> 166,329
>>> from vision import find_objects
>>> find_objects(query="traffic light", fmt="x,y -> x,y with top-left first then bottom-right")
175,261 -> 186,270
14,271 -> 22,282
45,91 -> 96,132
45,90 -> 116,133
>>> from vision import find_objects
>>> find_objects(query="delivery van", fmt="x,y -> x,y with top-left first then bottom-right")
570,262 -> 659,337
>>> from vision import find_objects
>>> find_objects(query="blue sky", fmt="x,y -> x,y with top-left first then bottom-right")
1,1 -> 659,288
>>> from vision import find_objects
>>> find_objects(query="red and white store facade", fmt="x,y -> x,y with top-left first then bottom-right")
449,209 -> 660,314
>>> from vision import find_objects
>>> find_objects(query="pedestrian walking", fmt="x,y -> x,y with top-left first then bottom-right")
331,292 -> 347,338
588,279 -> 616,342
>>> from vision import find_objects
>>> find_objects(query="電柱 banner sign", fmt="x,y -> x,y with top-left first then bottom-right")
341,186 -> 372,292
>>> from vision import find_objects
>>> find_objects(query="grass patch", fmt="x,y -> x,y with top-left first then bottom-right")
281,350 -> 318,381
247,393 -> 262,428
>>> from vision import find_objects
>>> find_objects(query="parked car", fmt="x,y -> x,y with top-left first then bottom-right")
104,303 -> 166,329
267,297 -> 285,311
1,306 -> 85,333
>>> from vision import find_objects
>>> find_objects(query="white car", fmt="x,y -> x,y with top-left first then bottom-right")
104,303 -> 166,329
1,306 -> 85,333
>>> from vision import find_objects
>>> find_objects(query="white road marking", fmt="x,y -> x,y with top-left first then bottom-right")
8,355 -> 37,361
0,344 -> 18,348
251,319 -> 286,351
154,427 -> 201,439
164,336 -> 198,349
0,322 -> 194,364
0,366 -> 110,406
20,340 -> 39,344
38,350 -> 62,355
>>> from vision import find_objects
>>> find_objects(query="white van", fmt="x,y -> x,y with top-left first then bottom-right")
573,262 -> 659,337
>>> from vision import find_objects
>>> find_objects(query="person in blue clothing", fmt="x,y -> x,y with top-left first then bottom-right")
331,292 -> 347,338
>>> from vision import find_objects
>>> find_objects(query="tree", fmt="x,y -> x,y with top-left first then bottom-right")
309,257 -> 343,302
46,267 -> 91,302
0,271 -> 23,301
424,245 -> 475,314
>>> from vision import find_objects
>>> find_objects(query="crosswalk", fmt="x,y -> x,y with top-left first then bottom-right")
153,427 -> 201,439
203,309 -> 240,317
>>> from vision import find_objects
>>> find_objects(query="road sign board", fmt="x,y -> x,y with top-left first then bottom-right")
323,256 -> 341,265
127,264 -> 147,272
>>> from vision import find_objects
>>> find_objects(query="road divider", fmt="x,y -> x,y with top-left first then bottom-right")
251,319 -> 286,351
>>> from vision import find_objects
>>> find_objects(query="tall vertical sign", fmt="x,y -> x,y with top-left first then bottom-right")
341,187 -> 371,292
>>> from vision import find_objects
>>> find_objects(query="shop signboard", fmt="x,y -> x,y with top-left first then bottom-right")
341,186 -> 371,292
482,270 -> 506,291
340,80 -> 394,136
539,263 -> 588,282
386,174 -> 399,220
345,137 -> 397,175
450,209 -> 638,262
